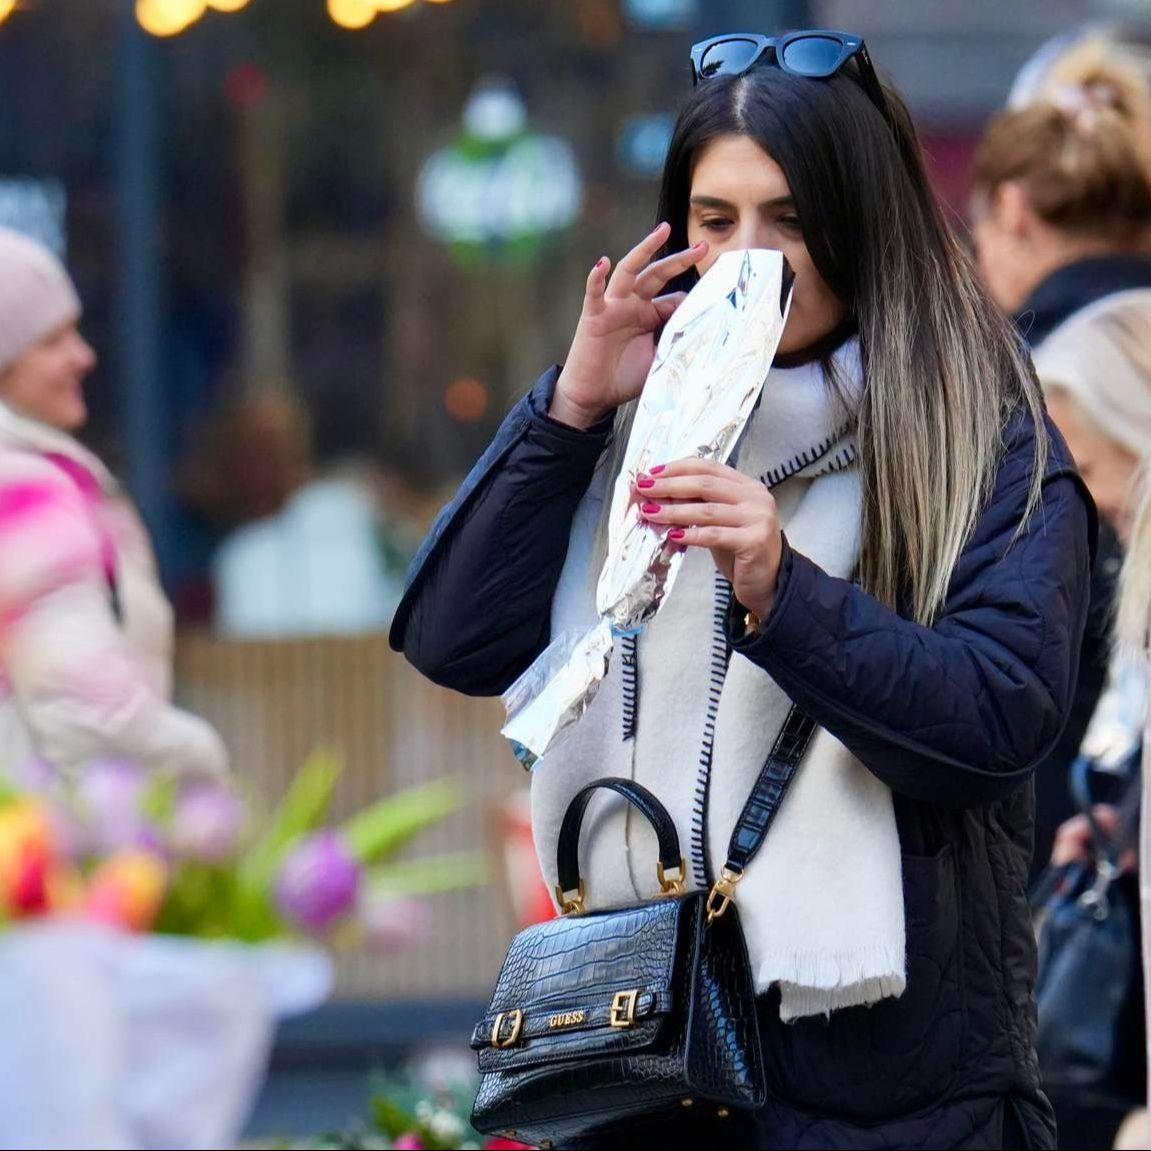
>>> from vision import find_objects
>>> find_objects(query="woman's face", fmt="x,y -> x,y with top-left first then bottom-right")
0,323 -> 96,432
686,133 -> 845,355
1046,389 -> 1141,541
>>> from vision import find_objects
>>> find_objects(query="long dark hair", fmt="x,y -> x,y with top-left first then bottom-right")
650,67 -> 1047,623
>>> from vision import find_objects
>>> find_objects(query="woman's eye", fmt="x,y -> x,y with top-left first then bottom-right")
699,218 -> 732,232
778,215 -> 803,233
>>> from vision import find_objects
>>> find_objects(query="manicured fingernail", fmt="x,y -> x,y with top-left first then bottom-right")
595,256 -> 607,269
637,477 -> 655,489
668,528 -> 686,541
641,503 -> 662,515
693,241 -> 707,250
650,465 -> 666,475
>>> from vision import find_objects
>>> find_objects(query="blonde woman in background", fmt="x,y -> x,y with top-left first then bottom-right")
0,228 -> 228,783
971,45 -> 1151,875
973,40 -> 1151,1150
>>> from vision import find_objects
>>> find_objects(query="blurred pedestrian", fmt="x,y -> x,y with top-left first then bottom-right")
395,28 -> 1093,1150
973,50 -> 1151,1148
0,227 -> 227,783
971,50 -> 1151,877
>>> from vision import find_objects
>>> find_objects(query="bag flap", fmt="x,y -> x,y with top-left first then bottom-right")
472,894 -> 699,1073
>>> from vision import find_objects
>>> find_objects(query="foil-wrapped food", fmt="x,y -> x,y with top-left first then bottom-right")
503,249 -> 794,767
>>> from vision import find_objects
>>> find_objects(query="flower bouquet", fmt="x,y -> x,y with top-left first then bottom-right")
0,751 -> 482,1151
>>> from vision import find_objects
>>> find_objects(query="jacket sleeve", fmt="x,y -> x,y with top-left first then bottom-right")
398,368 -> 613,696
729,458 -> 1094,809
0,470 -> 228,780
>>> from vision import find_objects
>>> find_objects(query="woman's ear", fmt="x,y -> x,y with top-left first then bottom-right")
997,181 -> 1035,241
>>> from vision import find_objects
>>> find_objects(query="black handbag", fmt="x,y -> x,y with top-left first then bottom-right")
470,706 -> 815,1148
1033,751 -> 1145,1107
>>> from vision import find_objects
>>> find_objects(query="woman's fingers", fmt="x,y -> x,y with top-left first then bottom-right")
582,256 -> 611,314
634,462 -> 750,504
612,221 -> 672,285
638,500 -> 746,529
634,243 -> 708,300
651,291 -> 688,323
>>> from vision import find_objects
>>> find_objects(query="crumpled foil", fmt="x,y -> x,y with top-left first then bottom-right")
503,249 -> 793,767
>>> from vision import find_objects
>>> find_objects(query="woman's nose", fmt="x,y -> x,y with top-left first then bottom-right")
734,222 -> 772,251
74,336 -> 97,373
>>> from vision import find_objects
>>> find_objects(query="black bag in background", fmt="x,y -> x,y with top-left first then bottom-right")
1032,753 -> 1145,1115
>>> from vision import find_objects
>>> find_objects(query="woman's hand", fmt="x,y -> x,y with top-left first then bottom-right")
1050,806 -> 1137,872
635,459 -> 783,620
549,222 -> 708,429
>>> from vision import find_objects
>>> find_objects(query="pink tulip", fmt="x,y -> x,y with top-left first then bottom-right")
275,831 -> 361,931
168,782 -> 244,862
394,1136 -> 425,1151
359,893 -> 431,954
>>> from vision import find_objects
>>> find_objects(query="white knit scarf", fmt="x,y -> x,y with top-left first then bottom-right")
530,340 -> 906,1020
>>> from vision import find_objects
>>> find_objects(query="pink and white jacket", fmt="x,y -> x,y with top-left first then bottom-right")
0,401 -> 227,780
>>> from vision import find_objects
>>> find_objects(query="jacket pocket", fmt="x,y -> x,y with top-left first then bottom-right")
758,844 -> 965,1121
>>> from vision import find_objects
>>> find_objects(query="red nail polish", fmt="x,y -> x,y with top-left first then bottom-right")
650,465 -> 666,475
641,502 -> 662,515
668,528 -> 686,541
637,477 -> 655,489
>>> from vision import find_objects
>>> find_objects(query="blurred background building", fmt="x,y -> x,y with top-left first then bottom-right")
3,0 -> 1144,634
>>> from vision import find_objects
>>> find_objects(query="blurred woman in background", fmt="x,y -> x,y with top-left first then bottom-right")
0,227 -> 228,783
971,46 -> 1151,874
972,44 -> 1151,1149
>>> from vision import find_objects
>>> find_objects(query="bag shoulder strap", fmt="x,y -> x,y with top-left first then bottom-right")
706,703 -> 816,923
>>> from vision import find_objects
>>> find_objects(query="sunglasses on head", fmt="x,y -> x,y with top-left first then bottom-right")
690,30 -> 892,125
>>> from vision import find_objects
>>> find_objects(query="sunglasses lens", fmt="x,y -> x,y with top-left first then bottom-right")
697,37 -> 762,80
780,35 -> 845,77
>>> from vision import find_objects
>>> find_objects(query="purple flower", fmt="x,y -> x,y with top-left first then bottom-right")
168,782 -> 244,862
275,831 -> 361,932
76,760 -> 149,854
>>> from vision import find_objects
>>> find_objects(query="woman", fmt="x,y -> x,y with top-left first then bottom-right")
0,227 -> 227,782
970,65 -> 1151,875
393,31 -> 1093,1150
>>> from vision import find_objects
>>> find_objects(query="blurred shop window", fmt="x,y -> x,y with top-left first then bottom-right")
182,390 -> 416,637
212,471 -> 402,637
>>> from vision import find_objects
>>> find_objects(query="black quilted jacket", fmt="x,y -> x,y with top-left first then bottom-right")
391,367 -> 1096,1150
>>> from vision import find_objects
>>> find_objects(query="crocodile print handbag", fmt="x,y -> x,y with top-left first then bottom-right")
470,706 -> 815,1147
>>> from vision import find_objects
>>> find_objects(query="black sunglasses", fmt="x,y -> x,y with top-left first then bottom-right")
690,30 -> 892,125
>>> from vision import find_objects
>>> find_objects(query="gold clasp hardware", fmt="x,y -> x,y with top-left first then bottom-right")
491,1009 -> 524,1049
657,857 -> 686,897
706,867 -> 743,924
610,989 -> 640,1029
555,880 -> 586,916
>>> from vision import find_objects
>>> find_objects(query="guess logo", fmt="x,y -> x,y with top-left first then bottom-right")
547,1010 -> 586,1029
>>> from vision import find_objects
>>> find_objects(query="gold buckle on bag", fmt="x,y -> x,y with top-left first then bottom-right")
491,1009 -> 524,1049
610,989 -> 639,1029
706,867 -> 743,924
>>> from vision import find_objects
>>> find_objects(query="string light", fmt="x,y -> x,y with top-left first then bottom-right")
376,0 -> 417,10
0,1 -> 16,27
136,0 -> 207,38
327,0 -> 377,29
207,0 -> 252,11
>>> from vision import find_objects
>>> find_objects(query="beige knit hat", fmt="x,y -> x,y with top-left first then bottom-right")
0,227 -> 81,376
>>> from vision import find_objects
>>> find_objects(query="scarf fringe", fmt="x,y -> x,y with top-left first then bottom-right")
755,944 -> 908,1022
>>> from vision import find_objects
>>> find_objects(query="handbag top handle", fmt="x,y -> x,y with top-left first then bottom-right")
555,778 -> 686,914
554,704 -> 816,923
